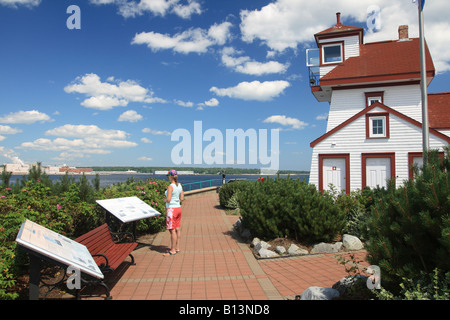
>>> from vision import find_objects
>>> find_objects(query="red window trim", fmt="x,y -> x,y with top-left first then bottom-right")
408,151 -> 445,179
361,153 -> 395,188
319,41 -> 345,67
365,91 -> 384,107
318,153 -> 350,194
365,112 -> 390,139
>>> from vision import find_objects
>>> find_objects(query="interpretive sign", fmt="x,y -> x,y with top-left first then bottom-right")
16,219 -> 103,279
96,196 -> 161,224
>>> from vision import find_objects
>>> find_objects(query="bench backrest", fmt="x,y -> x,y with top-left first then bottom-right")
74,224 -> 115,254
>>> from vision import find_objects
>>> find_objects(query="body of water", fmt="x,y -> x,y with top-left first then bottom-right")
8,173 -> 309,191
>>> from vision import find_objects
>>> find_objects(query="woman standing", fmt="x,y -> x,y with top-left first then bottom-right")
163,169 -> 184,256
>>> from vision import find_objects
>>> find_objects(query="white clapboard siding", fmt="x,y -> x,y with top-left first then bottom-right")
309,107 -> 448,192
326,85 -> 422,132
319,35 -> 360,77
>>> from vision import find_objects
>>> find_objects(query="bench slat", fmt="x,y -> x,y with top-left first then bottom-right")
74,223 -> 137,271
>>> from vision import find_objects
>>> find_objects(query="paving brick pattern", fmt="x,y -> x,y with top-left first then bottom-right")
79,191 -> 367,300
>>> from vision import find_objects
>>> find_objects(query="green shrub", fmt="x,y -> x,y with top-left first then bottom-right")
238,177 -> 346,243
219,180 -> 253,208
363,149 -> 450,294
376,268 -> 450,300
0,174 -> 169,300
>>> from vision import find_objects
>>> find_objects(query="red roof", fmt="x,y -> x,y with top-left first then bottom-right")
428,93 -> 450,129
320,38 -> 435,86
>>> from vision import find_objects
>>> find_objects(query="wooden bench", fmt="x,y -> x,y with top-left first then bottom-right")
74,223 -> 138,299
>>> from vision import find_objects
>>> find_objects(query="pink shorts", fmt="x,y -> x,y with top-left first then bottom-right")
166,207 -> 182,229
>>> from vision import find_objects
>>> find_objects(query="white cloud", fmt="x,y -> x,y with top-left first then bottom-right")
174,100 -> 194,107
264,115 -> 308,130
20,124 -> 138,160
210,80 -> 290,101
200,98 -> 219,107
46,124 -> 129,140
140,137 -> 152,143
0,0 -> 40,8
118,110 -> 143,122
221,47 -> 288,75
0,110 -> 52,124
316,113 -> 328,121
0,125 -> 22,135
90,0 -> 202,19
132,22 -> 232,54
142,128 -> 172,136
239,0 -> 450,73
64,73 -> 166,110
138,156 -> 153,161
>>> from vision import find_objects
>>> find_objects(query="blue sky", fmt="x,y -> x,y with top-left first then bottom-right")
0,0 -> 449,171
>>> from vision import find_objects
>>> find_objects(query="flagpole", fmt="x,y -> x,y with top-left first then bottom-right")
418,0 -> 429,163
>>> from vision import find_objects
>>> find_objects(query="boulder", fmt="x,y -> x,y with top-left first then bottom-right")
287,244 -> 308,255
311,242 -> 342,254
275,246 -> 286,255
332,275 -> 368,295
258,248 -> 279,258
251,237 -> 261,248
342,234 -> 364,250
300,286 -> 340,300
255,241 -> 271,252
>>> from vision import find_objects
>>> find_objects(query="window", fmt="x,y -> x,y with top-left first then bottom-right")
372,118 -> 384,135
365,91 -> 384,107
322,43 -> 343,64
368,96 -> 382,106
366,113 -> 389,139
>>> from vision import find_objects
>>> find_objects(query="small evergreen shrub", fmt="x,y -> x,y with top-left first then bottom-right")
238,177 -> 346,243
218,180 -> 253,208
363,149 -> 450,294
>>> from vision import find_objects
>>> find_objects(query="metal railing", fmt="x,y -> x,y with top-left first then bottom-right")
182,179 -> 224,191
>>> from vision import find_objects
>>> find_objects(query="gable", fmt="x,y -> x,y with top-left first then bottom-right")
310,102 -> 450,147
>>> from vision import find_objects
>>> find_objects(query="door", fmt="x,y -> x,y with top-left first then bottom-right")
366,157 -> 391,188
323,158 -> 346,192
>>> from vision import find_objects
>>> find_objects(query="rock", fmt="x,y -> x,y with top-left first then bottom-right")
343,234 -> 364,250
275,246 -> 286,255
300,286 -> 340,300
258,248 -> 279,258
251,237 -> 261,248
332,275 -> 368,295
255,241 -> 271,252
311,242 -> 342,254
287,244 -> 308,255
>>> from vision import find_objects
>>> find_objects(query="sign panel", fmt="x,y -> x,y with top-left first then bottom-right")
16,220 -> 104,279
96,196 -> 161,223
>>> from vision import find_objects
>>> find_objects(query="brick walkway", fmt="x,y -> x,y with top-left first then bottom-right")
79,190 -> 367,300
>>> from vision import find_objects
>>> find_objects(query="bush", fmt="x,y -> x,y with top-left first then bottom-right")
0,173 -> 169,300
376,268 -> 450,300
219,180 -> 253,208
238,177 -> 346,243
363,149 -> 450,294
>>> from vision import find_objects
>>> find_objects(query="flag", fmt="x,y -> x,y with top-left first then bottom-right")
412,0 -> 425,10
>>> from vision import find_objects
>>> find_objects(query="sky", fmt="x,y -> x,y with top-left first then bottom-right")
0,0 -> 449,171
